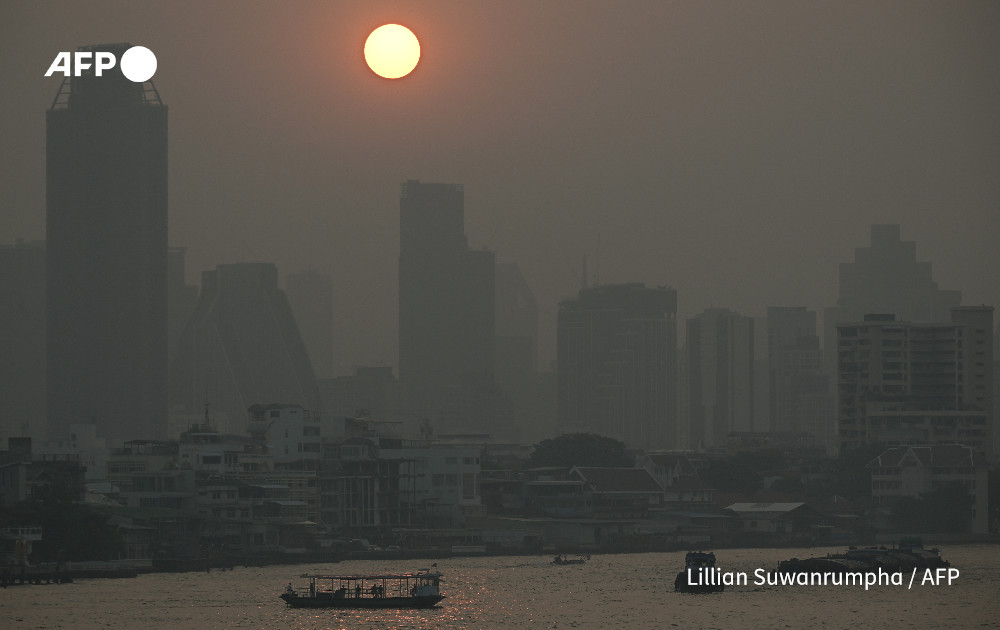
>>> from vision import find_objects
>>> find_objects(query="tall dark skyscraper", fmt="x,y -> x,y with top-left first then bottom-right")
46,43 -> 168,443
0,240 -> 46,440
398,180 -> 497,432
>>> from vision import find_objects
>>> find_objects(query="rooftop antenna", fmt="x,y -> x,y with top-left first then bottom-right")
202,401 -> 214,432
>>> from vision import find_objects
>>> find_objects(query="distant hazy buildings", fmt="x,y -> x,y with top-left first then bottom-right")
169,263 -> 318,435
767,307 -> 832,446
558,283 -> 678,449
495,262 -> 548,443
167,247 -> 199,365
836,307 -> 994,458
824,224 -> 961,377
318,366 -> 402,422
397,180 -> 500,434
0,240 -> 46,439
495,262 -> 538,387
286,269 -> 335,379
686,308 -> 754,449
46,44 -> 168,443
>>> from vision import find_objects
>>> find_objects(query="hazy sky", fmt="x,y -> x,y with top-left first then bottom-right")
2,1 -> 998,374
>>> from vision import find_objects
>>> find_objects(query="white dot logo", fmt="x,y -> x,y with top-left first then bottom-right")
120,46 -> 157,82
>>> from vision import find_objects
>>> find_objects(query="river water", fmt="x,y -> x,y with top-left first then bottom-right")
3,545 -> 998,629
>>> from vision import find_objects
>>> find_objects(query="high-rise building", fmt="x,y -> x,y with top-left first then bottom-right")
686,308 -> 754,449
0,240 -> 46,440
46,43 -> 168,443
286,269 -> 335,379
824,224 -> 961,376
397,180 -> 497,433
169,263 -> 318,435
836,307 -> 994,458
558,283 -> 678,449
767,307 -> 832,445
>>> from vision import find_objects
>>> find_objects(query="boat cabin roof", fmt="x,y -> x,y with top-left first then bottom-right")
299,572 -> 441,581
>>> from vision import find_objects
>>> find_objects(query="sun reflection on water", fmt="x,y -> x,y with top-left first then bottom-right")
4,546 -> 999,630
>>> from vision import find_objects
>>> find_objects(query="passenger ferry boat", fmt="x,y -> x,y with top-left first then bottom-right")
280,570 -> 444,608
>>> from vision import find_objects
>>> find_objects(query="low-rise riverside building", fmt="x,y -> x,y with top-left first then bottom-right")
866,444 -> 989,534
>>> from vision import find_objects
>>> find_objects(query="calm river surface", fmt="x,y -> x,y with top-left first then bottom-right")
3,545 -> 998,630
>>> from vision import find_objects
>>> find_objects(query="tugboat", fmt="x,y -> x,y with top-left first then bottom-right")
674,551 -> 725,593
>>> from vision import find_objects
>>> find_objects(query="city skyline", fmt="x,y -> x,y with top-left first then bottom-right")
1,2 -> 997,376
2,7 -> 998,622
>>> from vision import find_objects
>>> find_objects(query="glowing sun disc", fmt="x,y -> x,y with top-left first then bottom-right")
365,24 -> 420,79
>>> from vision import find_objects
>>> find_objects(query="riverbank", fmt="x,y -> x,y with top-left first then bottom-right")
7,533 -> 996,583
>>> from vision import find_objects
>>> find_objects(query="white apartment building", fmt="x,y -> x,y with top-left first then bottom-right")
837,307 -> 994,457
867,444 -> 989,534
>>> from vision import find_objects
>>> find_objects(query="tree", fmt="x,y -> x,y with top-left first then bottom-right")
892,481 -> 973,534
699,450 -> 787,495
526,433 -> 631,469
832,444 -> 887,500
2,480 -> 125,562
701,457 -> 761,494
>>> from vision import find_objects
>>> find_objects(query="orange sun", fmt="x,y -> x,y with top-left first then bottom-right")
364,24 -> 420,79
